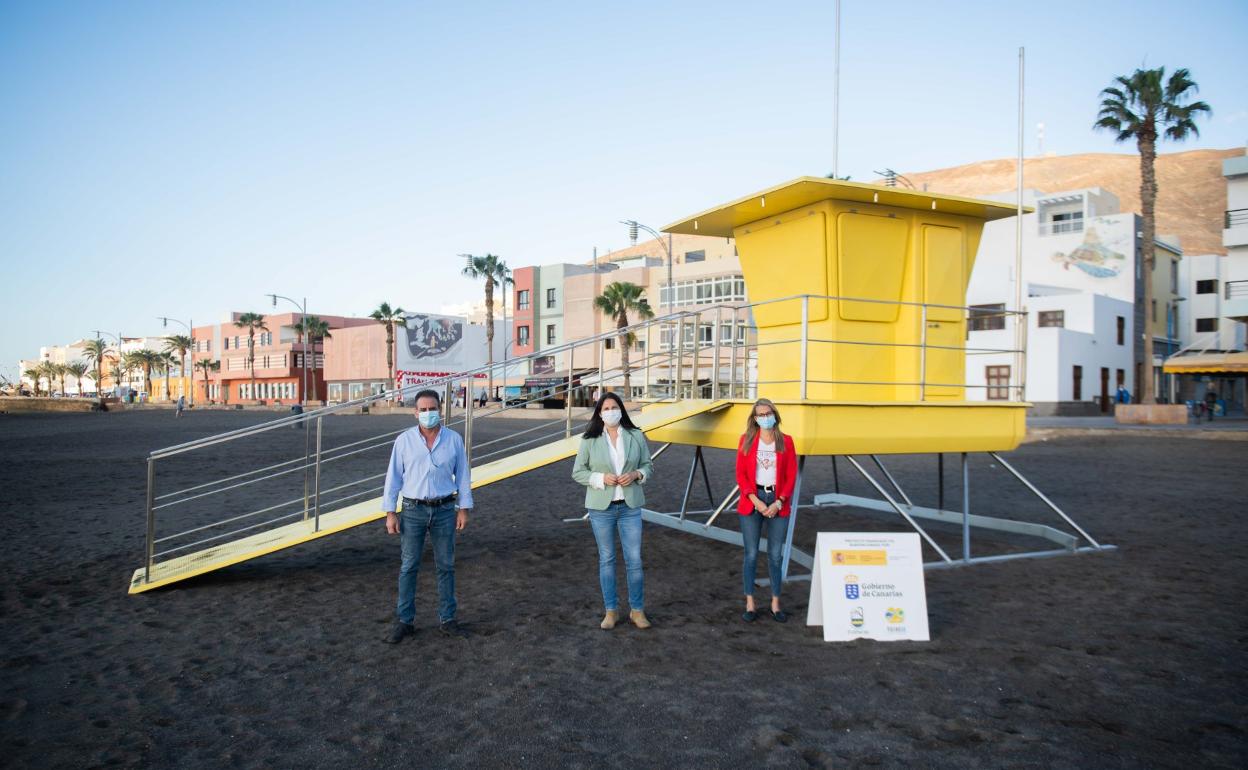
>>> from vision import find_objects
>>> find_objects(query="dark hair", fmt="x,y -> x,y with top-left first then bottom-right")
413,389 -> 441,406
583,391 -> 637,438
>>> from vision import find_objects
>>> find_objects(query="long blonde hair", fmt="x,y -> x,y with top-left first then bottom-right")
741,398 -> 785,455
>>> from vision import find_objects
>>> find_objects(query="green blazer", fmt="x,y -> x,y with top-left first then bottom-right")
571,428 -> 654,510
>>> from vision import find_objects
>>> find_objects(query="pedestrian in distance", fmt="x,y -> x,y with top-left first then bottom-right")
175,395 -> 186,418
1205,389 -> 1218,421
571,392 -> 655,630
382,389 -> 473,644
735,398 -> 798,624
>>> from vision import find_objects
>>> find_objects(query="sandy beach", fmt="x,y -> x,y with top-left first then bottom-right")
1,409 -> 1245,768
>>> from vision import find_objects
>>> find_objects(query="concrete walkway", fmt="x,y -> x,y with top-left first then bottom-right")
1026,413 -> 1247,441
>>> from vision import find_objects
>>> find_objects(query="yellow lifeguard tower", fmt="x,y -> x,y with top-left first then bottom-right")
127,178 -> 1111,595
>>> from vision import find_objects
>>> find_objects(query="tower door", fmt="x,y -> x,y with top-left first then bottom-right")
921,225 -> 966,399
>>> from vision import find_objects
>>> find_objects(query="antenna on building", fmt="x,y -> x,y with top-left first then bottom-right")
593,246 -> 598,270
1036,122 -> 1045,156
872,168 -> 914,189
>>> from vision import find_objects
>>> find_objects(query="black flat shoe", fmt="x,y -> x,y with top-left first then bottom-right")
384,622 -> 414,644
741,610 -> 757,623
439,619 -> 470,639
769,609 -> 788,623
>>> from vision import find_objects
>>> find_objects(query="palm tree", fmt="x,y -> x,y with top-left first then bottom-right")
64,361 -> 90,397
294,316 -> 333,402
23,366 -> 44,396
1094,67 -> 1210,404
82,339 -> 110,402
462,254 -> 509,400
164,334 -> 193,403
195,357 -> 220,403
46,362 -> 68,396
369,302 -> 406,388
234,312 -> 268,402
594,282 -> 655,397
126,350 -> 162,399
111,355 -> 131,398
156,351 -> 177,401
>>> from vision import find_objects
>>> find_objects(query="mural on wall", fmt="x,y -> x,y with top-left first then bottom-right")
1051,226 -> 1126,279
404,315 -> 463,359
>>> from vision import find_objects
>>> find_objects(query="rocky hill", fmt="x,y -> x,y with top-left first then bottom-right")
898,148 -> 1241,255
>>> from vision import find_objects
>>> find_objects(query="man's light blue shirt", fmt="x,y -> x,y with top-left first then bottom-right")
383,425 -> 474,512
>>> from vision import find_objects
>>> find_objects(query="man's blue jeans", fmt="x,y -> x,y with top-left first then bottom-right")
587,501 -> 644,612
740,489 -> 790,598
396,499 -> 457,625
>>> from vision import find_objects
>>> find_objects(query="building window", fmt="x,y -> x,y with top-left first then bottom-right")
517,326 -> 530,346
684,250 -> 705,263
1195,279 -> 1218,295
546,324 -> 556,345
1047,211 -> 1083,234
1038,310 -> 1065,328
985,365 -> 1010,400
1151,300 -> 1157,323
1116,316 -> 1125,345
546,288 -> 556,308
1195,317 -> 1219,333
968,303 -> 1006,331
1116,369 -> 1125,387
517,290 -> 530,311
659,275 -> 746,307
604,337 -> 614,350
1073,365 -> 1083,401
223,338 -> 229,350
1171,260 -> 1179,293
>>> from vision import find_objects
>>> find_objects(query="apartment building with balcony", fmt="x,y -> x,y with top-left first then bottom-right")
1223,149 -> 1248,324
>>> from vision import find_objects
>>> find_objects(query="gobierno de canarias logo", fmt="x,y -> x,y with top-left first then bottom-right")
844,574 -> 859,600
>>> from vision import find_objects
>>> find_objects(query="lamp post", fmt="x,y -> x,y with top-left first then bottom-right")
91,330 -> 122,401
266,294 -> 308,406
158,316 -> 193,405
622,220 -> 674,396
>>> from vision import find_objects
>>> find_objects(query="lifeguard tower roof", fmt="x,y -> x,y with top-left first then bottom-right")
663,176 -> 1026,237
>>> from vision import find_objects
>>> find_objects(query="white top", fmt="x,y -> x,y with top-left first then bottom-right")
591,429 -> 628,501
755,439 -> 777,486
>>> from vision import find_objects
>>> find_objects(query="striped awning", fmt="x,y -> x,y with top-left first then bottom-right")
1162,352 -> 1248,374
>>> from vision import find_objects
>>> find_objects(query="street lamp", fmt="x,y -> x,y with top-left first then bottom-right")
91,330 -> 122,401
622,219 -> 674,396
266,294 -> 308,407
158,316 -> 193,405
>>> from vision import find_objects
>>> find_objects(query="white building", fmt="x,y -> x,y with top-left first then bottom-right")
1222,149 -> 1248,326
965,187 -> 1167,414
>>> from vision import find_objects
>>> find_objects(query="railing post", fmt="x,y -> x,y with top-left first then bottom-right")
800,295 -> 809,400
961,452 -> 970,562
464,383 -> 474,466
565,343 -> 574,438
729,307 -> 739,400
713,306 -> 722,399
919,304 -> 928,401
692,310 -> 702,397
145,457 -> 155,583
644,320 -> 652,400
314,415 -> 323,532
444,380 -> 453,422
675,315 -> 685,400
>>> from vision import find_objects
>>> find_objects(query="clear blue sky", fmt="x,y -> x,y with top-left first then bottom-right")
3,0 -> 1246,376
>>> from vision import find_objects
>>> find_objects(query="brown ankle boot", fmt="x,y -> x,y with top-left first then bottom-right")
600,610 -> 619,630
629,609 -> 651,629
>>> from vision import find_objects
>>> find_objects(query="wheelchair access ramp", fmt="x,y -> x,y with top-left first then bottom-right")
128,397 -> 728,594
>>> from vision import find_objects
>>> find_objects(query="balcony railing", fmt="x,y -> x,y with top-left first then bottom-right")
1037,219 -> 1084,236
1226,208 -> 1248,229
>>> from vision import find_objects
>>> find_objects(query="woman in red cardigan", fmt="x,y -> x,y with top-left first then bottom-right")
735,398 -> 798,623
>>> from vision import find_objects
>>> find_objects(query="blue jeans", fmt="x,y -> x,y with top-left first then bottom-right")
587,502 -> 644,611
396,499 -> 457,625
740,489 -> 790,598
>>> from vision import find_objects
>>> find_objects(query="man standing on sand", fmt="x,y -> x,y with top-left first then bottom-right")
382,388 -> 473,643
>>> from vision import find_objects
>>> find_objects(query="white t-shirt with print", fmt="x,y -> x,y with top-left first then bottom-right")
755,439 -> 777,486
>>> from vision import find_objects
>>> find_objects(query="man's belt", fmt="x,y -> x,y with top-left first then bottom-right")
405,493 -> 456,508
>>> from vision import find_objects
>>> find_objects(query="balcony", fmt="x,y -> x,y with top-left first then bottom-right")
1225,279 -> 1248,323
1225,208 -> 1248,249
1038,219 -> 1084,237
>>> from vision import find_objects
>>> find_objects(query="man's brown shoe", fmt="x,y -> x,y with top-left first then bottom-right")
629,609 -> 651,629
600,610 -> 619,630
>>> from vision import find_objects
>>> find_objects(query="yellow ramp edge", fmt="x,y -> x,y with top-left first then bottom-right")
128,399 -> 727,594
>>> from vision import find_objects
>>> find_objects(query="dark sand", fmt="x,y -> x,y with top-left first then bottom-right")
1,409 -> 1245,769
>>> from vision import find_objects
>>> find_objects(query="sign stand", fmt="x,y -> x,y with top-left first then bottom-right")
807,532 -> 930,642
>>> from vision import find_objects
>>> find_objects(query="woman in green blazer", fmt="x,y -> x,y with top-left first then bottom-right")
572,392 -> 655,630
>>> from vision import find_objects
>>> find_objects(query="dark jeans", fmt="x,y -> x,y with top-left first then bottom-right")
740,489 -> 790,598
396,499 -> 457,625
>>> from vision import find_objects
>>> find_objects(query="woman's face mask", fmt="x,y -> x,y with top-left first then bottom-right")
601,407 -> 622,426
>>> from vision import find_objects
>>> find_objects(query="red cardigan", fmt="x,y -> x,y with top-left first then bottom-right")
735,432 -> 798,517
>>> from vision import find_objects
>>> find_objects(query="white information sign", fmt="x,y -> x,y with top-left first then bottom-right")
806,532 -> 930,642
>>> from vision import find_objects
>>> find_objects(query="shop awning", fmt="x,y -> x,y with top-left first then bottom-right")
1162,352 -> 1248,375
